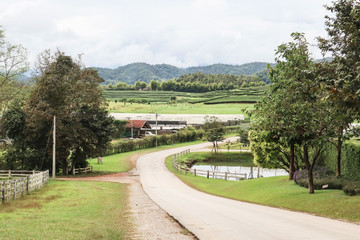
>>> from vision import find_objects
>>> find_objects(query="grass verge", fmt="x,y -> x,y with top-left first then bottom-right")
0,180 -> 129,240
89,140 -> 205,173
165,156 -> 360,223
177,152 -> 255,167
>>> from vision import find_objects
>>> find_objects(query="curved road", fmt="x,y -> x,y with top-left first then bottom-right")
137,141 -> 360,240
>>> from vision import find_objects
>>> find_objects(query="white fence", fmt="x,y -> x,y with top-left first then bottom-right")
172,150 -> 247,181
0,170 -> 49,204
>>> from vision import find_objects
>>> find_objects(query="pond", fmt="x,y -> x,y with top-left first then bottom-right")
191,164 -> 288,180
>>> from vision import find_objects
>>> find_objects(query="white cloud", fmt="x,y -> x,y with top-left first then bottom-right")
1,0 -> 329,68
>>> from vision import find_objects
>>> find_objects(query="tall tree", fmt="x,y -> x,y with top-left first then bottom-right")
317,0 -> 360,176
251,33 -> 332,193
21,50 -> 113,174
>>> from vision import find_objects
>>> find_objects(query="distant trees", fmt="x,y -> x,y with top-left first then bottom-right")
105,72 -> 265,93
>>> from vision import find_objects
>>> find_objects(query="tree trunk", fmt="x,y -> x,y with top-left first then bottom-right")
289,143 -> 295,180
336,132 -> 343,177
62,159 -> 68,176
303,145 -> 314,194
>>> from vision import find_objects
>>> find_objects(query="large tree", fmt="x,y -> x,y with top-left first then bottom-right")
250,33 -> 333,193
6,51 -> 114,174
317,0 -> 360,176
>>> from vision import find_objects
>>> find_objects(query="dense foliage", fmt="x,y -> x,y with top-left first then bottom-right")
93,62 -> 270,85
2,51 -> 114,174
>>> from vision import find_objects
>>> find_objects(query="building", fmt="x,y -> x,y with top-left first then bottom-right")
125,120 -> 152,138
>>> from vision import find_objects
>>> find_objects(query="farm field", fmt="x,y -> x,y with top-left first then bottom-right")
0,180 -> 128,240
104,85 -> 268,105
165,157 -> 360,223
108,102 -> 254,116
104,86 -> 268,116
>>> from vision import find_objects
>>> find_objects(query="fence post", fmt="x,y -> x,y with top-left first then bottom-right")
26,176 -> 29,194
194,169 -> 197,177
225,172 -> 228,181
72,167 -> 75,175
8,170 -> 11,178
207,170 -> 209,179
1,181 -> 4,203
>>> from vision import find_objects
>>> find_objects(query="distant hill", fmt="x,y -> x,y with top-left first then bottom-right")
92,62 -> 272,85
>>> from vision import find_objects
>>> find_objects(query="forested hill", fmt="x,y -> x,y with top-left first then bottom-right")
92,62 -> 271,85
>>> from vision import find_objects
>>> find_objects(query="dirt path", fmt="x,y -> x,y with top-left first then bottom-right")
59,169 -> 196,240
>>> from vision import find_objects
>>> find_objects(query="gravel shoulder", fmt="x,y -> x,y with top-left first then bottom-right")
59,169 -> 196,240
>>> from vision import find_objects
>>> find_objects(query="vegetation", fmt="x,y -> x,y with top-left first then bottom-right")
166,158 -> 360,223
176,152 -> 255,167
0,26 -> 29,115
93,62 -> 270,85
0,180 -> 128,239
203,117 -> 225,153
2,51 -> 114,174
105,85 -> 268,105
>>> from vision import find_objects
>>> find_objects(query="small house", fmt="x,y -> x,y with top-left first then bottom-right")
125,120 -> 152,138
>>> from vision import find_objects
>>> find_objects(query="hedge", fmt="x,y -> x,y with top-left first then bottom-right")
319,141 -> 360,181
103,129 -> 204,156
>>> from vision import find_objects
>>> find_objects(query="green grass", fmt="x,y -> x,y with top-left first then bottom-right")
108,102 -> 254,116
177,152 -> 255,167
0,180 -> 129,240
89,140 -> 205,173
166,157 -> 360,223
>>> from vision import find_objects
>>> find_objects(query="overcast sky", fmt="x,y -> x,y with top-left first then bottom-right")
1,0 -> 330,68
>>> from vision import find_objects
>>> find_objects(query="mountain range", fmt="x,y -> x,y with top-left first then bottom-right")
92,62 -> 272,85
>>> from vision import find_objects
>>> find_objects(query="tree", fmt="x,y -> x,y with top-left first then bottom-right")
17,50 -> 114,174
150,80 -> 160,91
251,33 -> 333,193
237,128 -> 249,150
317,0 -> 360,177
203,116 -> 225,153
0,27 -> 29,114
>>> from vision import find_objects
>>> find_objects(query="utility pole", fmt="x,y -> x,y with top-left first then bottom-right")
52,115 -> 56,179
155,113 -> 158,147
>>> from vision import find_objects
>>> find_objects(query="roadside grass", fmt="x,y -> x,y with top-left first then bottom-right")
108,102 -> 254,117
165,157 -> 360,223
0,180 -> 129,240
89,140 -> 205,173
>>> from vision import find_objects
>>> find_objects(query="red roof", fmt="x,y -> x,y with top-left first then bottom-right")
125,120 -> 148,129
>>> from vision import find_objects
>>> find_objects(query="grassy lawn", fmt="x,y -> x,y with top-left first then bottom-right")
89,140 -> 205,173
0,180 -> 129,240
166,157 -> 360,223
108,102 -> 254,116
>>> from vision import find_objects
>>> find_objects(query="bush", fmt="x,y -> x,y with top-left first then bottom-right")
294,166 -> 360,195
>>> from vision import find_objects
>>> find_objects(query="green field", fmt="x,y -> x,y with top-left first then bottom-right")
104,85 -> 268,104
0,180 -> 128,240
176,152 -> 255,167
108,102 -> 254,116
166,156 -> 360,223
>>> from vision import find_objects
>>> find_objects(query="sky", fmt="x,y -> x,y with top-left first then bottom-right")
1,0 -> 330,69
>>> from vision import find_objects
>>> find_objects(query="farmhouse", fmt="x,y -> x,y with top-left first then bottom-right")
125,120 -> 152,138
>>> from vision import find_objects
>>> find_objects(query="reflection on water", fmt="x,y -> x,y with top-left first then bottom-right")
191,165 -> 288,180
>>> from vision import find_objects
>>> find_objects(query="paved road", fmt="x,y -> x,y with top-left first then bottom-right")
137,140 -> 360,240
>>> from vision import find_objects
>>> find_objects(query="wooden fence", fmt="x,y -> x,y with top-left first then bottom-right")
72,166 -> 93,175
172,150 -> 247,181
0,170 -> 49,204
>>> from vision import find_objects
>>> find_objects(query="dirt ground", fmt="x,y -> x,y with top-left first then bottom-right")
60,169 -> 197,240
